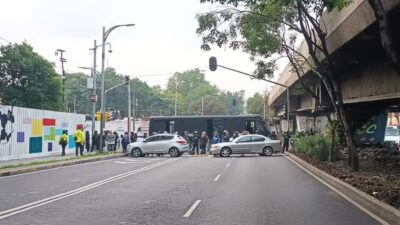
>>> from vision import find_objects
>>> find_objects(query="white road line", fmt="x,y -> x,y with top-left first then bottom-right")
213,174 -> 221,182
114,161 -> 127,164
0,159 -> 178,220
183,200 -> 201,218
226,162 -> 231,167
285,156 -> 389,225
0,157 -> 123,180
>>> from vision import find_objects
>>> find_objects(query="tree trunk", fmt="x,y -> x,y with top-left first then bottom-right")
325,113 -> 336,162
368,0 -> 400,75
330,77 -> 359,171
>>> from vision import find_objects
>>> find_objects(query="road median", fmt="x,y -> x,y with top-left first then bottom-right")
286,152 -> 400,225
0,153 -> 124,177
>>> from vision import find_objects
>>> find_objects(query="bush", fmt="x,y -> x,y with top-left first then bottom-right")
294,135 -> 330,161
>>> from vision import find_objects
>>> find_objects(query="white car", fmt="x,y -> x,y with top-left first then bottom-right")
384,126 -> 400,150
210,134 -> 281,157
128,134 -> 189,157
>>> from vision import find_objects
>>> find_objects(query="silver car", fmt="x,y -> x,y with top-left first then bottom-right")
128,134 -> 189,157
210,134 -> 281,157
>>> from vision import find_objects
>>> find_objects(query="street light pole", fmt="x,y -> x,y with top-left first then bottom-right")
91,40 -> 97,137
174,77 -> 178,116
99,23 -> 135,151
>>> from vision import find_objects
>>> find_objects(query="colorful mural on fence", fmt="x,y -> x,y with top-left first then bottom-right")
0,105 -> 85,159
353,112 -> 388,146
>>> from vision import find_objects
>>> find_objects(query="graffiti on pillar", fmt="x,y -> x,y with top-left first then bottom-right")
0,106 -> 15,144
353,112 -> 387,145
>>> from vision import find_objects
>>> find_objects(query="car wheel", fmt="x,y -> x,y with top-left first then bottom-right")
262,146 -> 273,156
131,148 -> 142,157
169,147 -> 180,157
220,147 -> 231,157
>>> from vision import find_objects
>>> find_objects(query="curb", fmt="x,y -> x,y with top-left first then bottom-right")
286,152 -> 400,225
0,154 -> 124,177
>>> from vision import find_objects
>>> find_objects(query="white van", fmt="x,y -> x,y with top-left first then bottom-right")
384,126 -> 400,150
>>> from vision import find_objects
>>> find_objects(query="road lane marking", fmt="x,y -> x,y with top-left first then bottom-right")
0,157 -> 126,180
183,200 -> 201,218
285,156 -> 390,225
213,174 -> 221,182
0,158 -> 179,220
226,162 -> 231,167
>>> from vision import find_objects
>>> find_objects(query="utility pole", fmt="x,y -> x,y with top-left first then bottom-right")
90,40 -> 97,137
174,77 -> 178,116
56,49 -> 66,110
126,76 -> 131,136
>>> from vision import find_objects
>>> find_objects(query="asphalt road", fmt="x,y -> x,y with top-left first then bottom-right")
0,154 -> 381,225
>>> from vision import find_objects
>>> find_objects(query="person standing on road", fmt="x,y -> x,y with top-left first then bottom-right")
282,131 -> 291,153
91,131 -> 100,152
106,131 -> 115,152
222,130 -> 230,142
121,132 -> 130,154
191,131 -> 200,155
200,131 -> 208,154
232,131 -> 239,140
58,130 -> 68,156
113,131 -> 119,151
85,131 -> 90,152
212,131 -> 221,144
74,126 -> 85,156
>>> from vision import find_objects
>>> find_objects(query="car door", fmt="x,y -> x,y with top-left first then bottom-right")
154,135 -> 174,153
141,136 -> 161,153
232,136 -> 252,154
250,135 -> 266,153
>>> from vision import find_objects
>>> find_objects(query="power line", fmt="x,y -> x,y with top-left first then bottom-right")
0,36 -> 11,44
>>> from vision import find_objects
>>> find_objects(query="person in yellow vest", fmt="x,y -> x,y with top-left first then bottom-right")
74,126 -> 85,156
58,130 -> 69,156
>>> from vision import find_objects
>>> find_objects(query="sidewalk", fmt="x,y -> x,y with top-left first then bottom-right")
0,151 -> 125,177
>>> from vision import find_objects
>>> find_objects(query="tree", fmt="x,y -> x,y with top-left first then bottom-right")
223,90 -> 245,115
64,73 -> 91,114
166,69 -> 226,115
246,92 -> 264,115
0,42 -> 63,111
188,95 -> 227,115
197,0 -> 360,170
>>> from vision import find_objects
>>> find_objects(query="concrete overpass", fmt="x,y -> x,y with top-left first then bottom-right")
269,0 -> 400,136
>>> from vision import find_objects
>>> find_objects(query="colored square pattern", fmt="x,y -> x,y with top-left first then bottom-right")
23,118 -> 32,124
68,135 -> 76,149
56,129 -> 64,136
48,143 -> 53,152
32,119 -> 43,136
43,118 -> 56,126
29,137 -> 42,153
44,127 -> 56,141
17,132 -> 25,143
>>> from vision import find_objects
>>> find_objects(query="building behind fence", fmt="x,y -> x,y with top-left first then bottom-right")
0,105 -> 85,160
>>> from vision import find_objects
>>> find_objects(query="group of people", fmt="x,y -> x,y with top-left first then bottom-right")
58,126 -> 142,157
182,130 -> 245,155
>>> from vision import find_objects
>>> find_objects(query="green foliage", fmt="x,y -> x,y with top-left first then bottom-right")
326,119 -> 346,147
246,92 -> 264,115
294,134 -> 330,161
0,42 -> 63,111
165,69 -> 239,115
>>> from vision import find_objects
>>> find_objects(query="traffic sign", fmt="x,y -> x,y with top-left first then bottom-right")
90,95 -> 97,102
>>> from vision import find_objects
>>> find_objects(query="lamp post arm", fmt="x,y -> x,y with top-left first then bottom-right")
105,81 -> 128,94
217,64 -> 287,88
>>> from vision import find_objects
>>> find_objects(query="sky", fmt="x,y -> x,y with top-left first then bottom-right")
0,0 -> 284,98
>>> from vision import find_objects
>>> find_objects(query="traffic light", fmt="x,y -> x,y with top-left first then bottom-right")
96,112 -> 101,121
125,75 -> 129,85
209,56 -> 217,71
105,112 -> 110,122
